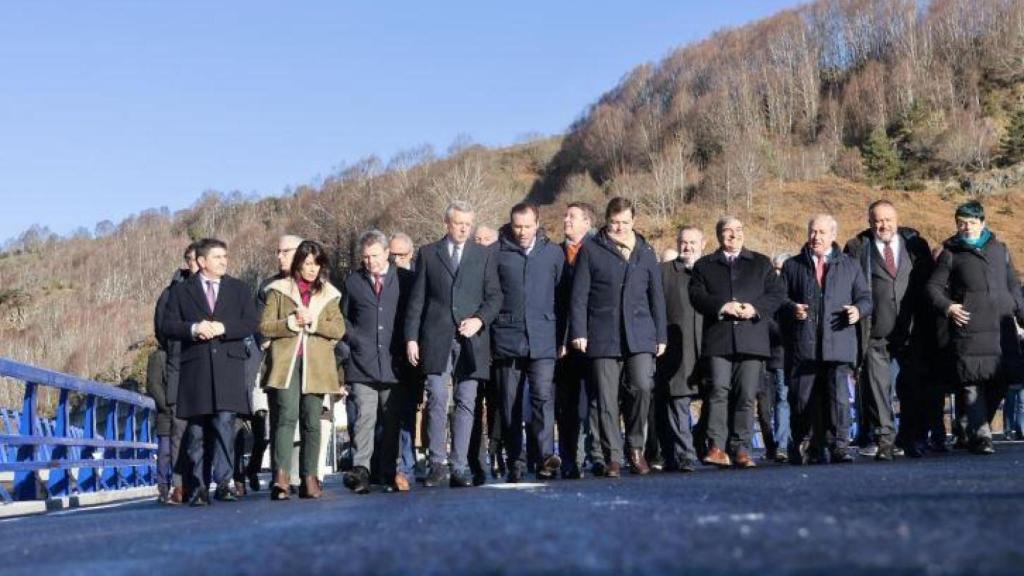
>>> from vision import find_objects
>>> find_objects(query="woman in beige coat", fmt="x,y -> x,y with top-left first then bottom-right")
260,240 -> 344,499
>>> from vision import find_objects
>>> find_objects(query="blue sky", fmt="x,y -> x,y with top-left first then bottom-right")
0,1 -> 805,239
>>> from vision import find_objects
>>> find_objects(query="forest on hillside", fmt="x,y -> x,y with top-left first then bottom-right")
2,0 -> 1024,407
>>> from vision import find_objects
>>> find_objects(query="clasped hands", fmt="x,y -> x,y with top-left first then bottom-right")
194,320 -> 226,341
722,301 -> 758,320
793,303 -> 860,324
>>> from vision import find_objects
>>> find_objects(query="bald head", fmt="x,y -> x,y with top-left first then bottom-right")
474,225 -> 498,247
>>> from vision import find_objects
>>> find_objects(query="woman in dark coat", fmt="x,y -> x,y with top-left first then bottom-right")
927,201 -> 1024,454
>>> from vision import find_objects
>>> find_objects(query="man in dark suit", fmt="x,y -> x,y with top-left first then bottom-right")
161,238 -> 260,506
387,232 -> 421,483
689,217 -> 785,468
570,197 -> 667,476
844,201 -> 933,459
405,201 -> 502,488
655,225 -> 706,472
493,203 -> 566,482
782,214 -> 872,464
341,230 -> 414,494
555,202 -> 598,479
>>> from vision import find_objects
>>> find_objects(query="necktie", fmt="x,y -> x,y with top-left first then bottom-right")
883,242 -> 897,277
205,280 -> 217,313
815,257 -> 827,288
373,274 -> 383,297
451,244 -> 461,272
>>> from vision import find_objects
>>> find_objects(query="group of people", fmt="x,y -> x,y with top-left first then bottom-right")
147,195 -> 1024,506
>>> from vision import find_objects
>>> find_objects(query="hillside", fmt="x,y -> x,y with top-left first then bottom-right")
3,0 -> 1024,410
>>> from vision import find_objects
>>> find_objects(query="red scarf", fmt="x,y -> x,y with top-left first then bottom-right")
295,277 -> 315,357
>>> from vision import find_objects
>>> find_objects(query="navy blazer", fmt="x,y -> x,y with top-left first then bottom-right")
569,229 -> 667,358
160,274 -> 260,419
342,266 -> 413,384
689,248 -> 785,359
492,227 -> 566,360
781,244 -> 873,364
404,237 -> 503,379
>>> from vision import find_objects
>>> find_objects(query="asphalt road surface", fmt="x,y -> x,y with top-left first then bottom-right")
2,443 -> 1023,575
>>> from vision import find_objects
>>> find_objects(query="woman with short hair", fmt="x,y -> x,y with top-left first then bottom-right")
927,201 -> 1024,455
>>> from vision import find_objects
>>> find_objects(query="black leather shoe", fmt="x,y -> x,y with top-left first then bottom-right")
971,437 -> 995,455
214,485 -> 237,502
830,448 -> 854,463
247,471 -> 261,492
450,469 -> 474,488
905,443 -> 926,458
188,489 -> 210,507
875,445 -> 895,461
590,462 -> 607,477
343,466 -> 371,494
506,462 -> 525,483
677,459 -> 697,473
562,465 -> 583,480
472,471 -> 487,486
422,465 -> 448,488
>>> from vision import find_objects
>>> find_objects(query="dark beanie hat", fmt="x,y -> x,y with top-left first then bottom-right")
955,200 -> 985,221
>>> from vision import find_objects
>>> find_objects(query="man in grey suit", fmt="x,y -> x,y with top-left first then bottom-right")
405,201 -> 503,488
844,200 -> 933,459
655,225 -> 706,472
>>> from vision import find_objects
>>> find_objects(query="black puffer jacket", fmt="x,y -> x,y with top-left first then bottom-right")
927,232 -> 1024,385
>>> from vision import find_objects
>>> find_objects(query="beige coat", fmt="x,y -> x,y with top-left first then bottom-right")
260,277 -> 345,395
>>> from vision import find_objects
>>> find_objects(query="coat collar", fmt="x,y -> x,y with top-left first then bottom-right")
498,225 -> 550,256
265,277 -> 341,317
709,247 -> 754,265
593,228 -> 651,262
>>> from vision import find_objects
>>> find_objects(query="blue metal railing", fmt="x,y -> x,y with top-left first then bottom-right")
0,357 -> 156,502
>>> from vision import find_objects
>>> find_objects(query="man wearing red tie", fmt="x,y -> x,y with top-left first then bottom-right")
161,238 -> 260,506
780,215 -> 872,465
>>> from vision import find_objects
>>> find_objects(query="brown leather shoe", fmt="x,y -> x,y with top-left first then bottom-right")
168,486 -> 183,505
628,449 -> 651,475
300,476 -> 323,499
734,451 -> 756,468
271,469 -> 291,501
606,461 -> 622,478
704,447 -> 732,468
393,473 -> 410,492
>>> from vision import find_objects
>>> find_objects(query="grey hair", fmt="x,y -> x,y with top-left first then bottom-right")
388,231 -> 413,248
444,200 -> 475,221
279,234 -> 303,247
807,213 -> 838,236
715,216 -> 742,240
773,252 -> 793,267
358,229 -> 388,251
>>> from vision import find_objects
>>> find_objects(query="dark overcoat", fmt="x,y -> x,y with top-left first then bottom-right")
656,260 -> 703,396
569,229 -> 667,358
404,238 -> 503,380
342,265 -> 413,384
927,233 -> 1024,384
492,227 -> 566,360
160,274 -> 260,419
689,248 -> 785,359
780,244 -> 873,364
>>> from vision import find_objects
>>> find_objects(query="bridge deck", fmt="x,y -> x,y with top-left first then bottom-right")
1,443 -> 1022,575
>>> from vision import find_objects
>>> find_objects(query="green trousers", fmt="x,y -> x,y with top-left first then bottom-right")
271,365 -> 324,479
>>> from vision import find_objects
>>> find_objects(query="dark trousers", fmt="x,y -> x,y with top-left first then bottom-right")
186,410 -> 235,492
169,415 -> 187,488
248,410 -> 269,476
963,380 -> 1008,441
790,361 -> 853,455
661,393 -> 697,467
755,371 -> 777,455
643,393 -> 663,465
397,377 -> 422,476
555,351 -> 589,472
232,410 -> 269,481
706,355 -> 762,455
591,354 -> 654,463
468,378 -> 499,477
497,357 -> 556,467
